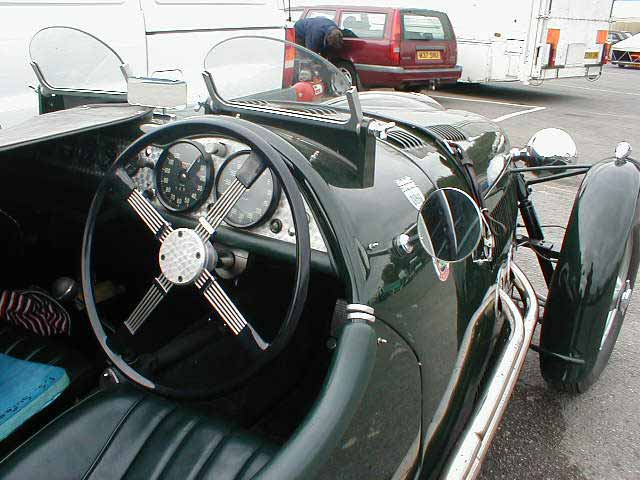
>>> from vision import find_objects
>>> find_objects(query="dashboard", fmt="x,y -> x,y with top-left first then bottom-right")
131,136 -> 328,253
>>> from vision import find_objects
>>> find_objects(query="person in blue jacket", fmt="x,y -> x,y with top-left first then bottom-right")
294,17 -> 344,57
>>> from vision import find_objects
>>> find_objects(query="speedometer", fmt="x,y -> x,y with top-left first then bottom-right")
215,151 -> 281,228
155,140 -> 213,212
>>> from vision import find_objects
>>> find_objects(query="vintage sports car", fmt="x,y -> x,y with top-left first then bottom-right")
0,27 -> 637,479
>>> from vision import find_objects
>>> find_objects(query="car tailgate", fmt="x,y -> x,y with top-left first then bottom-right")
400,10 -> 456,69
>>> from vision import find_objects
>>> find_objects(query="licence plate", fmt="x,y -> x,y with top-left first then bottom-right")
417,50 -> 441,60
584,51 -> 599,60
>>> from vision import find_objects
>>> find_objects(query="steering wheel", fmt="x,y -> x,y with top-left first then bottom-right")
82,117 -> 311,398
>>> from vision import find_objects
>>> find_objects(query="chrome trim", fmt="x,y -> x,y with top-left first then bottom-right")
443,263 -> 538,480
195,269 -> 247,335
347,303 -> 375,315
347,312 -> 376,323
127,189 -> 172,240
346,304 -> 375,323
198,217 -> 215,236
354,64 -> 463,75
125,274 -> 173,335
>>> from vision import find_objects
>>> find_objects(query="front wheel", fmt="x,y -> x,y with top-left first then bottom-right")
541,228 -> 638,393
539,159 -> 640,393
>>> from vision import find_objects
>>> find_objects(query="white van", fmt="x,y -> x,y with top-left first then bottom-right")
0,0 -> 287,128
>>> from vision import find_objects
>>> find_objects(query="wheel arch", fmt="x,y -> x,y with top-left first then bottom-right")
540,158 -> 640,386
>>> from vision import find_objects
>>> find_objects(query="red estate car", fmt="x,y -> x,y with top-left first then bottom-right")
295,5 -> 462,90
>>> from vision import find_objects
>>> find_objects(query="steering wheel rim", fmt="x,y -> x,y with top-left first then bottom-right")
82,117 -> 311,399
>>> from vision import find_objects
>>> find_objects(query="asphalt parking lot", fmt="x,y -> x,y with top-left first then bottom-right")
428,65 -> 640,479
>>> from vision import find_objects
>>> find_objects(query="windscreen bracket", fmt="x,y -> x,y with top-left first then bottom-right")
203,72 -> 375,188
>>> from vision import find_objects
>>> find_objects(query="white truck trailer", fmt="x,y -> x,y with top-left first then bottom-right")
289,0 -> 615,84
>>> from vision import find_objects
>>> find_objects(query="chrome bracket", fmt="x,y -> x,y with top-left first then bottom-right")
346,303 -> 375,324
368,120 -> 396,140
472,209 -> 496,265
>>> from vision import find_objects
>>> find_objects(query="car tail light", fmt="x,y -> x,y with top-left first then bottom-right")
283,27 -> 296,88
546,28 -> 560,67
389,10 -> 402,65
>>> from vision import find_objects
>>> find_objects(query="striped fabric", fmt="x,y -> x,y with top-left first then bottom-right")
0,290 -> 70,336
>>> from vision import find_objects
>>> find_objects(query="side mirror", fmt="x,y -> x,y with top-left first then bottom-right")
519,128 -> 577,175
417,188 -> 483,263
127,77 -> 187,110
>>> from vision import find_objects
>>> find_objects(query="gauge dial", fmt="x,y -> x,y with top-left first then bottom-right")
155,140 -> 213,212
215,151 -> 281,228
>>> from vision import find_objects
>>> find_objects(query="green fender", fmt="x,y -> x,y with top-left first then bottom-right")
540,158 -> 640,386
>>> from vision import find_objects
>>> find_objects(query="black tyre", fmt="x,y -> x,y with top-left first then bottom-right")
541,228 -> 638,393
334,61 -> 362,91
618,63 -> 626,68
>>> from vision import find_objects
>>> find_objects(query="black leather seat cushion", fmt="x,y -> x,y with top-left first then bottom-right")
0,387 -> 277,480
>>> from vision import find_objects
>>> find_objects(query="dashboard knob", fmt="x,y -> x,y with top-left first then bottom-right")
205,142 -> 227,157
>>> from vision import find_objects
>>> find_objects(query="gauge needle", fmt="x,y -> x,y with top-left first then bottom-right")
187,158 -> 200,176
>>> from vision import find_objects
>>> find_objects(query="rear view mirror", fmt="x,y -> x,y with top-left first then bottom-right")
127,77 -> 187,110
417,188 -> 483,263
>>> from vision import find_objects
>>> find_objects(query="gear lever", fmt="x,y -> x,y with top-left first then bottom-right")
51,277 -> 79,304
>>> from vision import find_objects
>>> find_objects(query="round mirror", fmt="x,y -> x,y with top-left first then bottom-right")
417,188 -> 483,263
524,128 -> 577,174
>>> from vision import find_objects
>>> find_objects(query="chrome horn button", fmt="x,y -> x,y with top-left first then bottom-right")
159,228 -> 207,285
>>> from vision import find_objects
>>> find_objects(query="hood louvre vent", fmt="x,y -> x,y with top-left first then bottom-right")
385,128 -> 435,158
426,124 -> 467,142
386,128 -> 425,150
237,99 -> 269,107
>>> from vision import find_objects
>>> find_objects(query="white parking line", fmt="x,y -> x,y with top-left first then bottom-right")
552,84 -> 640,97
492,106 -> 547,123
429,94 -> 546,123
429,94 -> 540,109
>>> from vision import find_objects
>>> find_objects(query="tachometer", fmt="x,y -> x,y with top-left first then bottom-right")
215,150 -> 281,228
155,140 -> 213,212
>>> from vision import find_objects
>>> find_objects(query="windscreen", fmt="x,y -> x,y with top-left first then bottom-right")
29,27 -> 126,93
203,36 -> 352,120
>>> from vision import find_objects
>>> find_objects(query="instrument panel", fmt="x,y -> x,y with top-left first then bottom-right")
132,136 -> 327,252
215,151 -> 281,228
155,140 -> 212,212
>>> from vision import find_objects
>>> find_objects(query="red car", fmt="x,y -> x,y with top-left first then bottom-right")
294,5 -> 462,90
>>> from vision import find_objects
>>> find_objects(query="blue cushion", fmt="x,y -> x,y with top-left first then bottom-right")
0,353 -> 69,441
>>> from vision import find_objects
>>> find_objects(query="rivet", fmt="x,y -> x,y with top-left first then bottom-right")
178,276 -> 183,282
161,254 -> 166,261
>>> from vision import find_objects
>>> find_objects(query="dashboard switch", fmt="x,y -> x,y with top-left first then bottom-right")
270,219 -> 282,234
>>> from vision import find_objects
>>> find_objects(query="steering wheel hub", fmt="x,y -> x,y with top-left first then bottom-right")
159,228 -> 207,285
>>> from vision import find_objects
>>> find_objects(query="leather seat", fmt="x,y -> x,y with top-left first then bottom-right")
0,386 -> 277,480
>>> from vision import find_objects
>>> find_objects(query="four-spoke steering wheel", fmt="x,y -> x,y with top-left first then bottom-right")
82,118 -> 311,398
